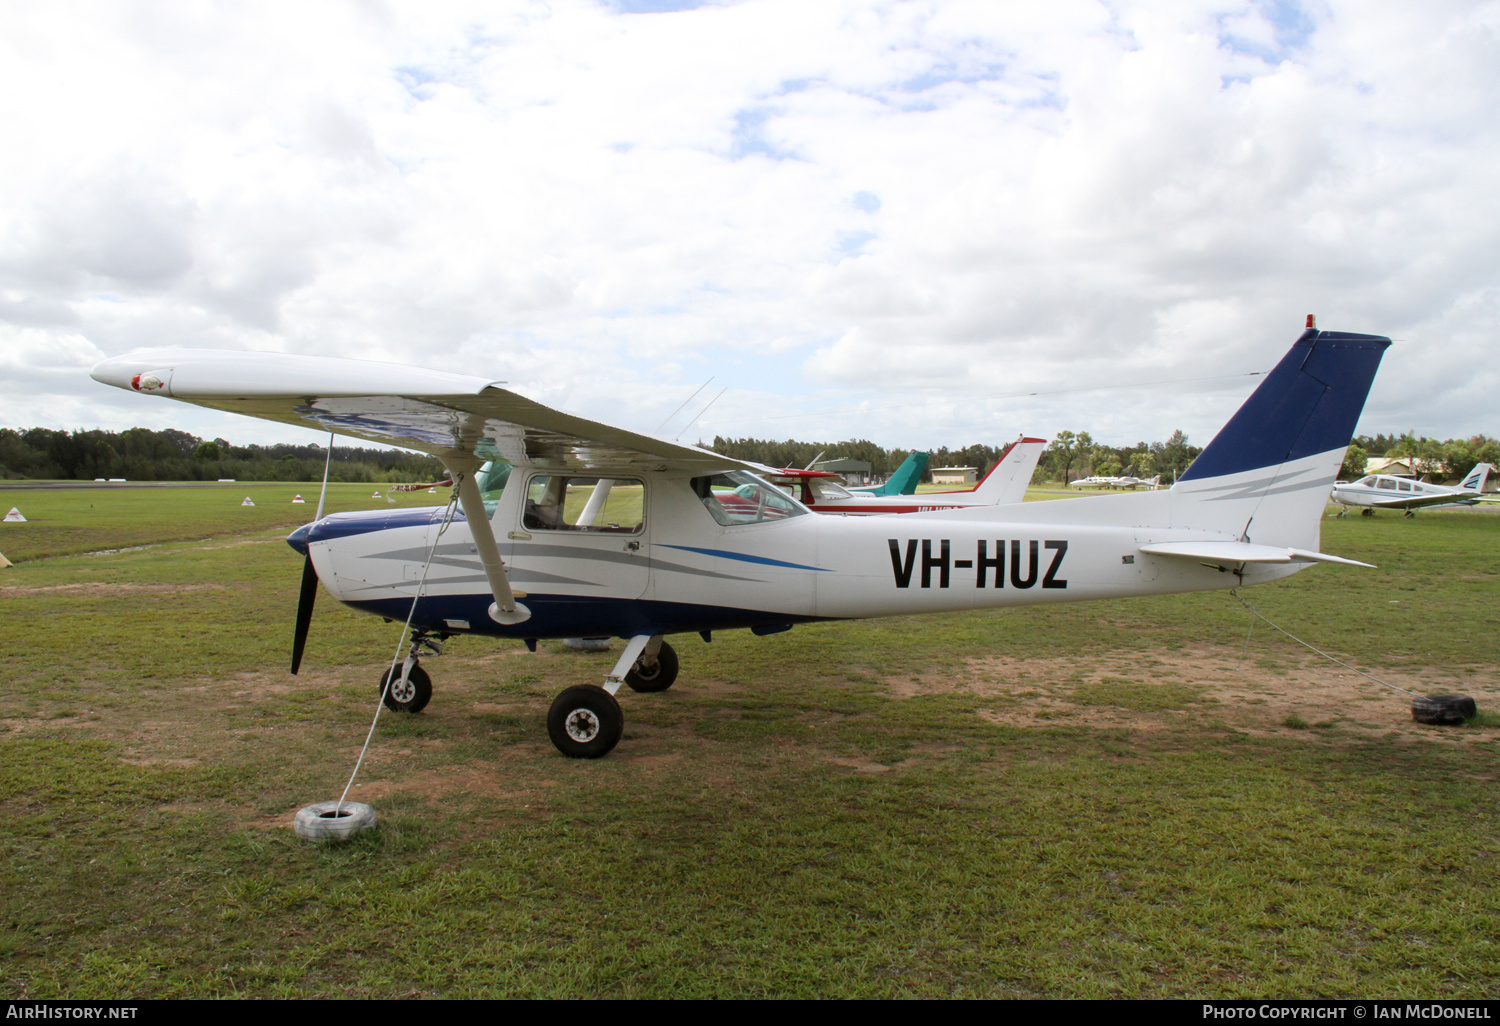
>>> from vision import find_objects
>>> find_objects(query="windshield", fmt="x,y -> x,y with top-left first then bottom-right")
691,471 -> 807,526
479,460 -> 512,518
810,479 -> 854,500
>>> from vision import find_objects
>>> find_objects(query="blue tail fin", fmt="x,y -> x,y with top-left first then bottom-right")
1180,329 -> 1390,482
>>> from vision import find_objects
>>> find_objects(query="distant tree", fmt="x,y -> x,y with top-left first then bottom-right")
193,441 -> 221,461
1150,429 -> 1199,482
1045,430 -> 1091,484
1340,443 -> 1367,479
1389,432 -> 1446,479
1125,450 -> 1154,478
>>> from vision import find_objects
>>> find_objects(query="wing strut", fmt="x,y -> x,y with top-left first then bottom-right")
445,456 -> 531,625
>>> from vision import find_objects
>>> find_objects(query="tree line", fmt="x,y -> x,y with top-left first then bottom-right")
1342,433 -> 1499,481
0,427 -> 446,483
6,425 -> 1491,486
709,431 -> 1206,484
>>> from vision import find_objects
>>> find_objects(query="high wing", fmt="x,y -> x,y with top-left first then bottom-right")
92,347 -> 761,629
90,348 -> 757,476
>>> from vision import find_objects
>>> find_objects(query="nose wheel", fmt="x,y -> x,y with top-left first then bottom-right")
379,661 -> 432,713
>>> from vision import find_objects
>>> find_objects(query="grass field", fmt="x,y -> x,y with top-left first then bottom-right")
1,484 -> 1498,998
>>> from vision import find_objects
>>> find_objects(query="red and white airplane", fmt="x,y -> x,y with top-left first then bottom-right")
765,436 -> 1045,515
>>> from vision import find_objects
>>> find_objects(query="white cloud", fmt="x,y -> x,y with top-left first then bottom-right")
0,0 -> 1495,456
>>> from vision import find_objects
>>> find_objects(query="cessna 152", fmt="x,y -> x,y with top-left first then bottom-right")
766,436 -> 1045,515
91,323 -> 1388,759
1330,463 -> 1497,516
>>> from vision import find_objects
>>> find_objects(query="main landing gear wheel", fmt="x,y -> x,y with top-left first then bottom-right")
1361,508 -> 1374,517
379,662 -> 432,713
548,685 -> 624,758
625,640 -> 679,693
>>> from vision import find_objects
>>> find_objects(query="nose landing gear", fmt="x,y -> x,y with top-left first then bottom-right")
377,633 -> 445,713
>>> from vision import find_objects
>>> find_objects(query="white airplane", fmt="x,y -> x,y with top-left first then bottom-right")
1071,473 -> 1161,490
764,435 -> 1046,515
91,323 -> 1389,759
1329,463 -> 1498,516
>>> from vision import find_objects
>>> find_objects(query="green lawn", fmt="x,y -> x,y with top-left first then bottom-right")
1,489 -> 1497,998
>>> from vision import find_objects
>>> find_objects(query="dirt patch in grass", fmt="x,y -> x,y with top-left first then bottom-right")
0,582 -> 230,596
249,757 -> 561,832
0,714 -> 104,733
827,755 -> 893,774
891,648 -> 1500,746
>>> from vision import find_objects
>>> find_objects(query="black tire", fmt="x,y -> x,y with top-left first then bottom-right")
626,640 -> 679,693
379,662 -> 433,713
1412,694 -> 1477,725
1361,508 -> 1374,516
548,685 -> 624,758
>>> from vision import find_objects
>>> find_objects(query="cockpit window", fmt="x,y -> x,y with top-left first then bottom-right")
1377,478 -> 1397,490
691,472 -> 807,526
523,476 -> 645,533
810,479 -> 854,501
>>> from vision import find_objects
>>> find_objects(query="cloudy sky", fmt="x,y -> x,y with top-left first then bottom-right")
1,0 -> 1495,454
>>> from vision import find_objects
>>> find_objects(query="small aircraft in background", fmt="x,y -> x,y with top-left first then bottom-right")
91,322 -> 1388,760
845,451 -> 929,496
1330,463 -> 1497,516
766,436 -> 1045,515
1071,473 -> 1161,490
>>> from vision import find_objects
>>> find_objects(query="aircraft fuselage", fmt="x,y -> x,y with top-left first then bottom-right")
290,475 -> 1297,643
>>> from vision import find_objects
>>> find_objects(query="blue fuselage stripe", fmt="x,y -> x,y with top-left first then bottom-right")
657,544 -> 830,572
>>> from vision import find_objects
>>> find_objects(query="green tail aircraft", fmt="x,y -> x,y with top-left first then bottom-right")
848,451 -> 930,496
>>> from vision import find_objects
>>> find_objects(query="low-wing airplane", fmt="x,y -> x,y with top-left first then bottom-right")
91,323 -> 1389,759
765,436 -> 1045,515
1071,473 -> 1161,490
1329,463 -> 1497,516
845,450 -> 929,496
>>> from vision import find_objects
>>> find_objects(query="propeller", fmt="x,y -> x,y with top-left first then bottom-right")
291,551 -> 319,675
293,427 -> 334,675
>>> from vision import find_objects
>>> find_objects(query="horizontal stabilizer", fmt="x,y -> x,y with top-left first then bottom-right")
1138,541 -> 1374,568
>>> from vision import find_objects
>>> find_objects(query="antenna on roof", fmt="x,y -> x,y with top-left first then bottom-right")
655,377 -> 715,434
675,387 -> 728,441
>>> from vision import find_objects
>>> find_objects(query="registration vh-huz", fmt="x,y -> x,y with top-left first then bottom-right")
91,322 -> 1389,758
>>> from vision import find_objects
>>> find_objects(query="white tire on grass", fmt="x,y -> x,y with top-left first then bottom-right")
564,637 -> 612,651
293,801 -> 377,842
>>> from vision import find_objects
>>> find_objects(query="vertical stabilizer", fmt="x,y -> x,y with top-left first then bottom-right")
1461,463 -> 1492,493
967,436 -> 1046,503
1170,329 -> 1390,550
855,451 -> 929,495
